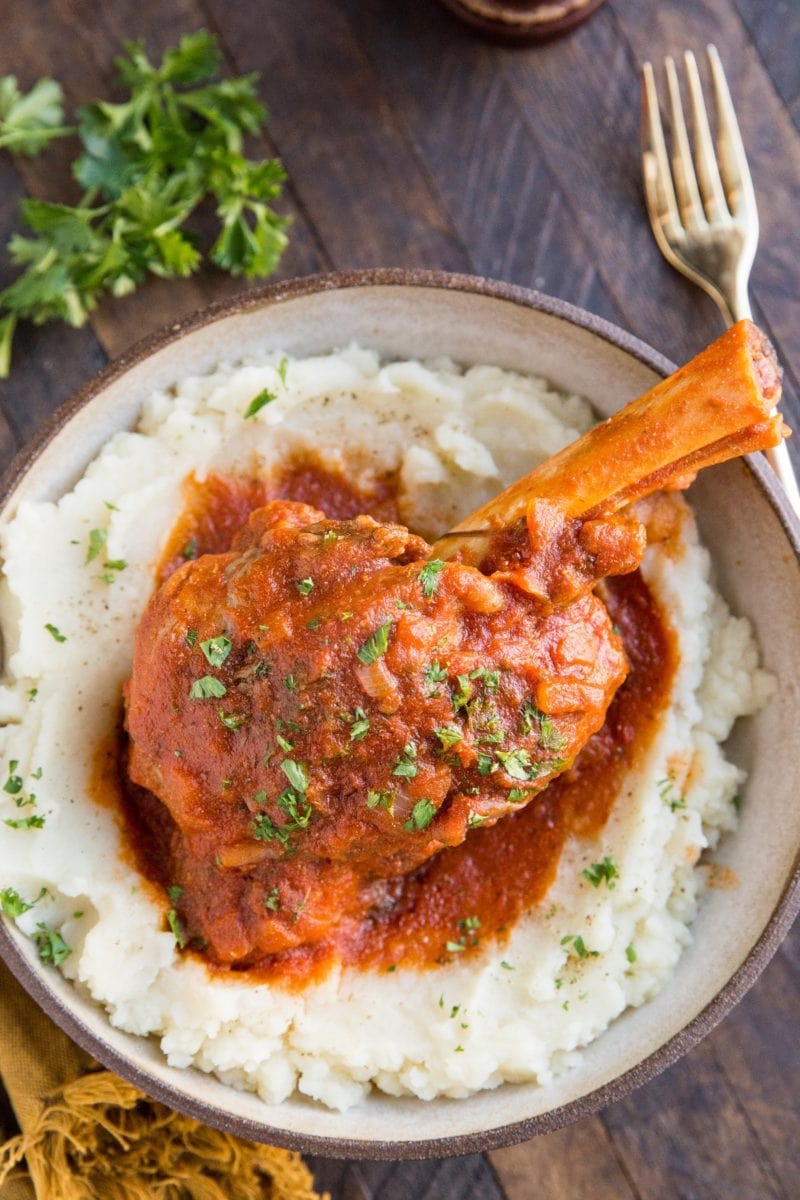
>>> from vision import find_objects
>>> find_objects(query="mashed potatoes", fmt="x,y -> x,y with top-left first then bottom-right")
0,347 -> 773,1110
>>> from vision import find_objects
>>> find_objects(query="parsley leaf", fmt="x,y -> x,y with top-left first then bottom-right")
244,388 -> 277,419
86,527 -> 108,563
418,559 -> 445,599
0,76 -> 70,155
392,742 -> 418,779
44,623 -> 66,643
581,857 -> 619,889
357,621 -> 392,665
403,798 -> 437,831
0,885 -> 47,917
434,725 -> 462,751
280,759 -> 308,793
349,708 -> 370,742
33,922 -> 71,965
200,634 -> 232,667
189,675 -> 226,699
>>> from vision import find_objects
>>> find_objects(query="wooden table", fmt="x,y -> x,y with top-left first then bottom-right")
1,1 -> 797,1196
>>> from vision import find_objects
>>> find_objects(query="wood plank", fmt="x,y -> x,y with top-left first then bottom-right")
0,130 -> 105,460
310,1153 -> 507,1200
706,927 -> 800,1199
490,1117 -> 640,1200
340,0 -> 622,327
201,0 -> 471,273
601,1033 -> 786,1200
730,0 -> 800,133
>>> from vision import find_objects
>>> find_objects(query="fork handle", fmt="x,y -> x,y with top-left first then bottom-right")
727,294 -> 800,516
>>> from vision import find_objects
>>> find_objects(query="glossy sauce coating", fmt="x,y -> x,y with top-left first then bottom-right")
118,463 -> 676,984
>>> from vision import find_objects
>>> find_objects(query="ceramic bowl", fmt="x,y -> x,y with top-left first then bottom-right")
0,269 -> 798,1159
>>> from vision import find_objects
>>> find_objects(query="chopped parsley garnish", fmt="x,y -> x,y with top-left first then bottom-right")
99,559 -> 128,583
423,660 -> 448,688
185,629 -> 198,647
581,857 -> 619,889
85,528 -> 107,563
276,734 -> 294,753
265,886 -> 280,911
33,923 -> 71,965
218,710 -> 247,730
0,885 -> 47,917
446,940 -> 466,953
561,933 -> 599,959
3,763 -> 23,794
625,943 -> 637,964
284,674 -> 297,691
508,787 -> 531,803
4,815 -> 45,829
349,708 -> 370,742
277,357 -> 288,386
366,789 -> 394,813
277,787 -> 312,828
520,700 -> 567,751
280,759 -> 308,793
189,675 -> 226,699
167,909 -> 187,949
474,668 -> 500,693
403,797 -> 436,832
434,725 -> 462,751
658,774 -> 686,811
200,634 -> 232,667
357,620 -> 392,665
181,537 -> 198,561
307,616 -> 321,630
500,961 -> 514,971
27,688 -> 37,701
44,623 -> 66,642
731,792 -> 742,812
476,752 -> 494,775
418,559 -> 445,599
166,885 -> 183,903
295,577 -> 314,596
452,674 -> 473,713
495,748 -> 532,781
244,388 -> 277,418
252,814 -> 289,845
392,742 -> 418,779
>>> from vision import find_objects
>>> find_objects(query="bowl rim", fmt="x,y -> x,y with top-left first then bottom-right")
0,266 -> 798,1161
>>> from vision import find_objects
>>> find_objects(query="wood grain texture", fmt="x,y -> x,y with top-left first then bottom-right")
0,2 -> 797,1197
731,0 -> 800,133
202,0 -> 471,273
489,1117 -> 641,1199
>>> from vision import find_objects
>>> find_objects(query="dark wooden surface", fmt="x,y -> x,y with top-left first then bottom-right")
1,1 -> 798,1196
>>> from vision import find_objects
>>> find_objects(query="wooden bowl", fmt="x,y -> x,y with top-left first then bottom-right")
1,269 -> 798,1159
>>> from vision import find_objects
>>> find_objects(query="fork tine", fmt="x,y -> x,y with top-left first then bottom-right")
707,44 -> 758,220
664,56 -> 706,229
641,61 -> 683,241
683,51 -> 729,224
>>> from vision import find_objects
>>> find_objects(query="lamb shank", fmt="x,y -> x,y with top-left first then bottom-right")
124,320 -> 785,966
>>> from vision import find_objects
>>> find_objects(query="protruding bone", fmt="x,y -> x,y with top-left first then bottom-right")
433,320 -> 785,567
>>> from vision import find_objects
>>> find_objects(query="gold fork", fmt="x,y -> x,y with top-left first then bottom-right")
641,45 -> 800,514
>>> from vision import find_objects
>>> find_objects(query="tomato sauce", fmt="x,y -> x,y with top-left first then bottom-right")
111,459 -> 677,987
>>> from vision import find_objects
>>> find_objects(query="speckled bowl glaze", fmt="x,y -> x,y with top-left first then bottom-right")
0,270 -> 798,1160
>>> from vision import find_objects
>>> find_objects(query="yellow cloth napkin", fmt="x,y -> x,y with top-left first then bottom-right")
0,960 -> 326,1200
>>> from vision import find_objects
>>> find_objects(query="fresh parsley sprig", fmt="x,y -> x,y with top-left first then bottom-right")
0,31 -> 290,377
